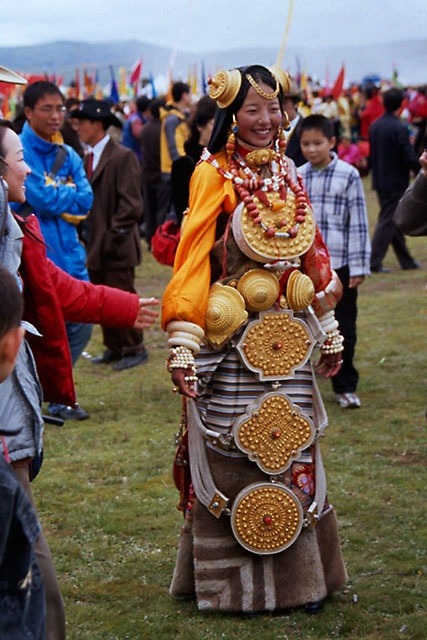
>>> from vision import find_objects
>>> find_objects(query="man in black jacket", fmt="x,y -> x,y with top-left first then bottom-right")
369,88 -> 420,272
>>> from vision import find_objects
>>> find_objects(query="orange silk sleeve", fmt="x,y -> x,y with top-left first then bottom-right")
161,155 -> 237,330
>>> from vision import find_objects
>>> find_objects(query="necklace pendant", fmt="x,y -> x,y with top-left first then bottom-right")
271,200 -> 286,212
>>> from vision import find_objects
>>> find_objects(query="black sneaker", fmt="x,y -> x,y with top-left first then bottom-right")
402,261 -> 420,270
113,351 -> 148,371
91,349 -> 120,364
49,405 -> 90,421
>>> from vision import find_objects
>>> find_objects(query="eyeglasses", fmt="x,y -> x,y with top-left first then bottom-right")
34,106 -> 67,115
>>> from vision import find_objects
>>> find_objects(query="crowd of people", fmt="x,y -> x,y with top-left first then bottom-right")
0,58 -> 425,637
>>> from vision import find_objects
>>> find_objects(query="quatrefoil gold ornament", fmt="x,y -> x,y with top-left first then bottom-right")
235,310 -> 315,380
232,392 -> 315,474
230,482 -> 303,554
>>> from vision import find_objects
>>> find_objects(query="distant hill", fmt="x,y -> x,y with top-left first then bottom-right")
0,38 -> 426,88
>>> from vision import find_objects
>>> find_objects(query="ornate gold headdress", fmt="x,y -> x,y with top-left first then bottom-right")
268,65 -> 292,95
208,69 -> 242,108
245,73 -> 279,100
208,65 -> 292,109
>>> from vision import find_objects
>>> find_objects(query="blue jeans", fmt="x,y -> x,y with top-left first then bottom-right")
48,322 -> 92,413
65,321 -> 93,366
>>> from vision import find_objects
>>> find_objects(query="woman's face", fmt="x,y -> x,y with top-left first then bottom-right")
235,84 -> 282,148
1,128 -> 31,203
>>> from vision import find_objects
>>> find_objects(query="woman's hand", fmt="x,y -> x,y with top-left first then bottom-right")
171,368 -> 198,399
133,297 -> 159,329
315,352 -> 343,378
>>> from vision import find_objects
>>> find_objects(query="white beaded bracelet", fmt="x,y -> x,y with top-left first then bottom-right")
166,345 -> 197,372
320,329 -> 344,354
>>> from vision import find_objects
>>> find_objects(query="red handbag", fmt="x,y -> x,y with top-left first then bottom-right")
151,220 -> 181,267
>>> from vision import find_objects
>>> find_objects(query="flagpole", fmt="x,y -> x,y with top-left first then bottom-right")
276,0 -> 295,68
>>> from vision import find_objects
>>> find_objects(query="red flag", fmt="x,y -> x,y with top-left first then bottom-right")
331,65 -> 345,100
129,58 -> 142,86
74,67 -> 81,99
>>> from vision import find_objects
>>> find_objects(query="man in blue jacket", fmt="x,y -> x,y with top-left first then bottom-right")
17,81 -> 94,420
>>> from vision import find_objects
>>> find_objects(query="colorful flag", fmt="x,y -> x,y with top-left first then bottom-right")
331,65 -> 345,100
109,66 -> 119,103
201,60 -> 207,95
129,58 -> 142,86
148,71 -> 157,98
83,67 -> 94,97
119,67 -> 127,98
74,67 -> 81,99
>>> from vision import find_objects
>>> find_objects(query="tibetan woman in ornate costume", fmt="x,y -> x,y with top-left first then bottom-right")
162,65 -> 347,614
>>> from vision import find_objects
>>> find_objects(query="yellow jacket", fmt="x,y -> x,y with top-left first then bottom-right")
161,151 -> 236,329
160,105 -> 189,174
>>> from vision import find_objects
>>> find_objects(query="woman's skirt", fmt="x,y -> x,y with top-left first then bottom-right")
170,339 -> 347,612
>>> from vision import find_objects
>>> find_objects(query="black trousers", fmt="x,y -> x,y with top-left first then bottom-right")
88,267 -> 144,358
332,266 -> 359,394
370,190 -> 416,270
143,178 -> 172,247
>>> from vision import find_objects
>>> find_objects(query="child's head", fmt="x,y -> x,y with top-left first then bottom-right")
299,114 -> 336,169
0,264 -> 24,382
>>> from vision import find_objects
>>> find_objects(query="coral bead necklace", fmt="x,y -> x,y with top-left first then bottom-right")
200,135 -> 309,240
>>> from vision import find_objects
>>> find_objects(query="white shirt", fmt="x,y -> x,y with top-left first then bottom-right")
88,134 -> 110,171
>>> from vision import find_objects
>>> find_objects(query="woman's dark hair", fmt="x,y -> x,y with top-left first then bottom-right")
207,65 -> 284,154
184,95 -> 216,156
148,97 -> 165,120
0,264 -> 23,339
0,119 -> 15,175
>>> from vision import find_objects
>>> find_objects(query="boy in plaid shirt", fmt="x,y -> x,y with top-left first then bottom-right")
298,114 -> 371,408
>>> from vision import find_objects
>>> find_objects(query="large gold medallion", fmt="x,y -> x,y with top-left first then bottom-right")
236,310 -> 315,380
232,192 -> 315,262
231,482 -> 303,554
232,392 -> 315,474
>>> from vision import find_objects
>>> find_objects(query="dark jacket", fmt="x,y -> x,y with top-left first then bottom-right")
394,170 -> 427,236
84,138 -> 142,271
0,456 -> 45,639
369,112 -> 420,193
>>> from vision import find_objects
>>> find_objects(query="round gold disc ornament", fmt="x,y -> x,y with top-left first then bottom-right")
232,392 -> 315,474
236,269 -> 280,312
268,65 -> 292,94
232,194 -> 316,263
205,283 -> 248,348
231,482 -> 303,554
208,69 -> 242,108
236,310 -> 315,380
285,270 -> 315,312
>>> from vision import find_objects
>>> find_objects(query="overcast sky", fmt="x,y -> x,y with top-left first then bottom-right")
1,0 -> 426,52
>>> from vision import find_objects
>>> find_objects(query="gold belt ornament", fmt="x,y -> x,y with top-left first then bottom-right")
231,482 -> 303,554
232,391 -> 315,474
236,310 -> 315,380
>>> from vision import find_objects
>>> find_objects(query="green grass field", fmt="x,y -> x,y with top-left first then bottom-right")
36,178 -> 426,639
